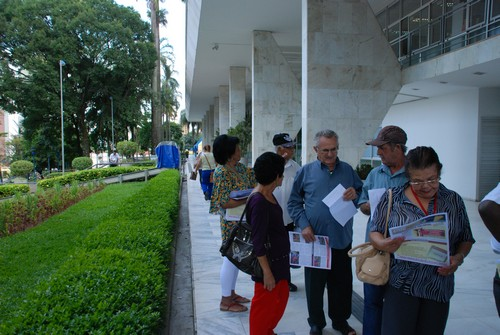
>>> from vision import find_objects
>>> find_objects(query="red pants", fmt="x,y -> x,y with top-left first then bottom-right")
249,280 -> 289,335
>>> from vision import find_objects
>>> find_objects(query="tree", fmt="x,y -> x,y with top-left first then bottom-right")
160,43 -> 181,140
0,0 -> 156,162
147,0 -> 166,149
169,122 -> 182,146
10,160 -> 33,178
117,140 -> 139,160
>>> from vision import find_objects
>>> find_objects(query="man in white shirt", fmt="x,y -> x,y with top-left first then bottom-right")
109,150 -> 120,167
478,182 -> 500,316
272,133 -> 301,292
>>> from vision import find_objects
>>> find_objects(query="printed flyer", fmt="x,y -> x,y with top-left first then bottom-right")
289,232 -> 331,269
389,213 -> 450,267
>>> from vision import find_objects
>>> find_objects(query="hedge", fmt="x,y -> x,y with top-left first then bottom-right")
0,184 -> 30,198
72,157 -> 93,170
7,169 -> 180,334
37,166 -> 148,189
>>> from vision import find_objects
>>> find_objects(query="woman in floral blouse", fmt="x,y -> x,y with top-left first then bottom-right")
210,134 -> 256,312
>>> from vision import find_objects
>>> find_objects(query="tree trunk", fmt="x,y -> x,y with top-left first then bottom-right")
77,108 -> 90,156
151,0 -> 162,148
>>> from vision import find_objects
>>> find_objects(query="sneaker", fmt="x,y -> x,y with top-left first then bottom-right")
289,282 -> 298,292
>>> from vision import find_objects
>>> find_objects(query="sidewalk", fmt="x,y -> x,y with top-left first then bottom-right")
185,163 -> 500,334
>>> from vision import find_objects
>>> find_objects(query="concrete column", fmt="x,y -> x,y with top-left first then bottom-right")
229,67 -> 246,128
252,31 -> 302,164
218,85 -> 230,134
213,97 -> 220,137
302,0 -> 401,167
202,114 -> 207,149
207,105 -> 215,147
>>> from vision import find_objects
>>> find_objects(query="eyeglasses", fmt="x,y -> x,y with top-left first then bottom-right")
316,147 -> 338,154
409,178 -> 441,187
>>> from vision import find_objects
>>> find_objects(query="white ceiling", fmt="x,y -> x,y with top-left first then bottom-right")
186,0 -> 500,120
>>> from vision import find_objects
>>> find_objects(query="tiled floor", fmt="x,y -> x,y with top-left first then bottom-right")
185,161 -> 500,335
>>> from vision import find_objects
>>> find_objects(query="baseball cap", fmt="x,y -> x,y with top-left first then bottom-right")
273,133 -> 296,148
366,125 -> 407,146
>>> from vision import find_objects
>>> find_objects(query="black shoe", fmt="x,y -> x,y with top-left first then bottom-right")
309,325 -> 322,335
204,192 -> 210,201
289,282 -> 298,292
333,323 -> 356,335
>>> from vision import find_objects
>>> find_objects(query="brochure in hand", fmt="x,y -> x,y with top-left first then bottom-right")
229,189 -> 253,200
389,213 -> 450,267
289,232 -> 331,269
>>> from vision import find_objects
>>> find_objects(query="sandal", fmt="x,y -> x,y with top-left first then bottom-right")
219,301 -> 248,312
232,294 -> 251,303
333,323 -> 356,335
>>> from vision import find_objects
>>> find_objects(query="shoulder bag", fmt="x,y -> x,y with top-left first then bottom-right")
219,194 -> 269,278
348,188 -> 392,286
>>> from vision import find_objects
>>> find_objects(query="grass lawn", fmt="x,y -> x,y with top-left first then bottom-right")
0,182 -> 146,324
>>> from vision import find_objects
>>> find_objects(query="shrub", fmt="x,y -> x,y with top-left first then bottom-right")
356,164 -> 374,180
7,170 -> 180,333
71,157 -> 93,171
117,140 -> 139,159
37,166 -> 148,189
0,184 -> 30,198
10,160 -> 34,177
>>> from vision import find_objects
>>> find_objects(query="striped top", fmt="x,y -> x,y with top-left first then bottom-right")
370,184 -> 475,303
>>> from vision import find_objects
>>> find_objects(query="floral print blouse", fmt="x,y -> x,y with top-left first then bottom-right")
209,162 -> 256,242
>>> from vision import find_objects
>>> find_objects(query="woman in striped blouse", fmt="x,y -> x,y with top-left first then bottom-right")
370,146 -> 475,335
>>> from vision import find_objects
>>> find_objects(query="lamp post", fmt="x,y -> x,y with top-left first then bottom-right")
110,96 -> 115,149
59,59 -> 66,174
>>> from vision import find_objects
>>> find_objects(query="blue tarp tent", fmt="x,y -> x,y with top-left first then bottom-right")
155,141 -> 180,169
192,137 -> 202,154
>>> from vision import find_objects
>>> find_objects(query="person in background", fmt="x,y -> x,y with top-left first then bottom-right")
288,129 -> 362,335
109,150 -> 120,167
370,146 -> 475,335
195,144 -> 217,200
246,152 -> 290,335
209,134 -> 257,312
358,125 -> 408,335
478,182 -> 500,316
272,132 -> 301,292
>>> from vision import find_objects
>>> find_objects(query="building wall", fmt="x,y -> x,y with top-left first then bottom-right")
384,88 -> 481,200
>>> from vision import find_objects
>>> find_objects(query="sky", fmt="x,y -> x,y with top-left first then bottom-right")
114,0 -> 186,117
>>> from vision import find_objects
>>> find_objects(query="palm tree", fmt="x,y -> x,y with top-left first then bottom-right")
160,43 -> 180,140
147,0 -> 166,147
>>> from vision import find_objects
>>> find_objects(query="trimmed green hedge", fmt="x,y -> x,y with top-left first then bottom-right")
0,184 -> 30,198
9,160 -> 34,177
7,169 -> 180,334
71,156 -> 93,170
37,166 -> 149,189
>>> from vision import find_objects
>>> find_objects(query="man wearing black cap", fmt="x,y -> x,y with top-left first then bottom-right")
272,133 -> 301,292
358,125 -> 408,335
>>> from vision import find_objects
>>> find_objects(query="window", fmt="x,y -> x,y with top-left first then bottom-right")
493,0 -> 500,17
389,2 -> 401,25
431,0 -> 444,20
388,22 -> 401,41
402,0 -> 421,16
469,0 -> 485,27
430,19 -> 442,43
445,7 -> 466,38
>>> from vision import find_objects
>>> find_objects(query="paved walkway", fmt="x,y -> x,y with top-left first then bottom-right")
184,162 -> 500,335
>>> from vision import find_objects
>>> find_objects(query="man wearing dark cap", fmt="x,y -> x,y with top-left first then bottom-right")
358,125 -> 408,335
272,133 -> 301,292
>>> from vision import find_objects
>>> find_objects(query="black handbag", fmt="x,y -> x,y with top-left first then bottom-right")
219,196 -> 269,278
